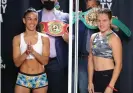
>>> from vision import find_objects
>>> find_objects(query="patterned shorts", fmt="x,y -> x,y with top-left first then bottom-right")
16,72 -> 48,89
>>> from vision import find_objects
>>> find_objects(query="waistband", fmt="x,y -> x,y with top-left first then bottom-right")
94,69 -> 114,74
19,71 -> 46,76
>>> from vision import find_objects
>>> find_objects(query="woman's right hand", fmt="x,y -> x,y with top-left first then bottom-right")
25,42 -> 32,55
88,82 -> 94,93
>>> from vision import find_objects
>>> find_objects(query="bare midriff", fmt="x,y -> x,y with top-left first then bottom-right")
93,56 -> 114,71
20,59 -> 44,74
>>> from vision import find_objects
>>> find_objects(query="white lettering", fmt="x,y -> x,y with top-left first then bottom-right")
101,3 -> 106,8
100,0 -> 106,2
2,4 -> 7,13
107,3 -> 112,9
0,64 -> 6,69
2,0 -> 7,4
107,0 -> 112,2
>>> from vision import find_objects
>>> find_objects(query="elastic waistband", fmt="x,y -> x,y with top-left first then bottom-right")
19,71 -> 46,76
94,69 -> 114,73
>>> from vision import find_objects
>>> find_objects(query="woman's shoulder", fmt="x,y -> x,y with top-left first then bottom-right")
110,31 -> 120,39
13,33 -> 23,40
110,31 -> 121,43
13,33 -> 23,44
39,32 -> 48,37
92,32 -> 98,36
91,32 -> 99,40
39,33 -> 50,44
38,32 -> 49,41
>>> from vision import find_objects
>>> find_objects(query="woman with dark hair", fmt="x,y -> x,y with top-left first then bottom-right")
13,7 -> 50,93
88,8 -> 122,93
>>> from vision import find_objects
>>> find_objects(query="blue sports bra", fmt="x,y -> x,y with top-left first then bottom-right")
91,31 -> 113,59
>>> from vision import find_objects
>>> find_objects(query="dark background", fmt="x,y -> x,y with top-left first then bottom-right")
1,0 -> 133,93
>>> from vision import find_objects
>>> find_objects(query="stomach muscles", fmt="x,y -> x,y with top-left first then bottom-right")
93,56 -> 114,71
20,59 -> 44,74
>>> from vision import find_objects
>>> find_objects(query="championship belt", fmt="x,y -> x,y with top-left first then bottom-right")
80,8 -> 100,29
39,20 -> 69,36
112,17 -> 131,37
73,11 -> 83,24
73,12 -> 76,24
80,8 -> 132,37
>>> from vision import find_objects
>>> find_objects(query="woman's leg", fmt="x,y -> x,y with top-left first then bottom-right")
32,86 -> 48,93
15,85 -> 30,93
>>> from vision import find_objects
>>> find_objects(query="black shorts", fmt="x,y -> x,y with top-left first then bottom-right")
93,69 -> 120,93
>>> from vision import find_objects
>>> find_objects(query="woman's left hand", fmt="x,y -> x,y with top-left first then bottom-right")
27,42 -> 35,54
104,87 -> 113,93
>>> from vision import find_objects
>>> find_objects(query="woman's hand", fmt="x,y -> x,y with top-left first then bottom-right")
104,87 -> 113,93
88,82 -> 94,93
26,42 -> 34,55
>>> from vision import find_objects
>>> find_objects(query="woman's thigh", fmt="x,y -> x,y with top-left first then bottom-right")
32,86 -> 48,93
15,85 -> 30,93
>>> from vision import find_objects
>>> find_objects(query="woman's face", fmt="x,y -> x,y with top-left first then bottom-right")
23,12 -> 38,31
97,13 -> 111,33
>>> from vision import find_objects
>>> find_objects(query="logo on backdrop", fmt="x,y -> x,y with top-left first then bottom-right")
100,0 -> 112,9
0,56 -> 6,69
0,0 -> 7,22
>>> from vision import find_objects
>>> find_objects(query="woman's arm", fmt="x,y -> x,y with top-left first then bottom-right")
88,38 -> 94,84
32,36 -> 50,65
88,34 -> 96,93
108,34 -> 122,87
13,35 -> 28,67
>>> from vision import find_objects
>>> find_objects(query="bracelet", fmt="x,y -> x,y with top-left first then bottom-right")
107,85 -> 118,92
